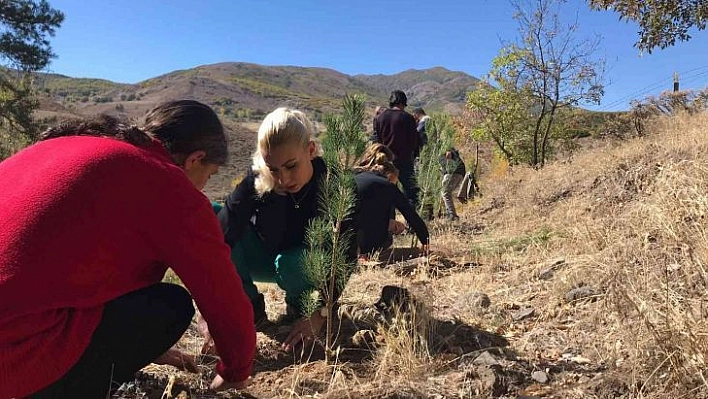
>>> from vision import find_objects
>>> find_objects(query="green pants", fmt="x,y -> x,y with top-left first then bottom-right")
231,227 -> 312,312
212,202 -> 313,313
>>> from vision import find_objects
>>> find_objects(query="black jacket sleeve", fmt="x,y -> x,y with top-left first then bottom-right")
392,185 -> 429,245
411,116 -> 422,159
331,178 -> 359,306
218,170 -> 257,247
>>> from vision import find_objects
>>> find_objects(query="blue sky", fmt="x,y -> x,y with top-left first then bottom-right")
48,0 -> 708,112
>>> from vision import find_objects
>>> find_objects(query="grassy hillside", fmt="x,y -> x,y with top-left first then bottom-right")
436,111 -> 708,398
109,112 -> 707,398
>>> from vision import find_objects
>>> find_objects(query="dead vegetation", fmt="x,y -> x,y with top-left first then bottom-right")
118,111 -> 707,398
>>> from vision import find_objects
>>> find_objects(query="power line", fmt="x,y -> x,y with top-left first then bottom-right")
680,67 -> 708,84
597,78 -> 672,111
596,64 -> 708,111
681,70 -> 708,88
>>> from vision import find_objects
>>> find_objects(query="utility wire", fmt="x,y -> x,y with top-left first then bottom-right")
596,64 -> 708,111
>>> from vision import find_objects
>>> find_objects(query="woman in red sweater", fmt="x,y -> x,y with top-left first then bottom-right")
0,100 -> 256,398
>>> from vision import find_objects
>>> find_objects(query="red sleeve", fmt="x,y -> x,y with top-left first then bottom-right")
156,192 -> 256,382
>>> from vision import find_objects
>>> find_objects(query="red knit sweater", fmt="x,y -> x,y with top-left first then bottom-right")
0,136 -> 255,398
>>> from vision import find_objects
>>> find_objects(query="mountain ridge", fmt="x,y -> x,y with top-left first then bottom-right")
33,62 -> 480,123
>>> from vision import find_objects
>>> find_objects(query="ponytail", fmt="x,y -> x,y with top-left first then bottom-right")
39,114 -> 152,147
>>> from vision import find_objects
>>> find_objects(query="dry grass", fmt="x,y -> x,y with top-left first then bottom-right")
124,112 -> 708,398
443,111 -> 708,398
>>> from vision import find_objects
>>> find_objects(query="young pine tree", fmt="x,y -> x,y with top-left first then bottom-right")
301,94 -> 368,361
415,113 -> 456,220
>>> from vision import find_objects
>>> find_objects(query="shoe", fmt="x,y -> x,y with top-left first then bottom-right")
457,196 -> 468,204
447,214 -> 460,221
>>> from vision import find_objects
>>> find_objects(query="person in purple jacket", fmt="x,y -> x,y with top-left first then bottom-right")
373,90 -> 421,208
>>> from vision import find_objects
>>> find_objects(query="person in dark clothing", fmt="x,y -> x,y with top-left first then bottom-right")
370,105 -> 387,142
353,144 -> 429,257
373,90 -> 420,208
440,148 -> 467,220
215,107 -> 355,353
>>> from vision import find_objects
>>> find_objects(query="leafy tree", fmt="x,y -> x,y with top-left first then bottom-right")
588,0 -> 707,52
467,51 -> 536,164
468,0 -> 604,167
302,94 -> 367,362
0,0 -> 64,140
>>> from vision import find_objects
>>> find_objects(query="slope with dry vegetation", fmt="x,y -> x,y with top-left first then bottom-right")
118,112 -> 707,399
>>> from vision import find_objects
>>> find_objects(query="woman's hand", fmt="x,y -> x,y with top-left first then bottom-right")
388,219 -> 406,235
153,348 -> 198,373
210,375 -> 252,391
282,309 -> 327,352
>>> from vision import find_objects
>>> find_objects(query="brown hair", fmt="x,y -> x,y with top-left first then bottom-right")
355,143 -> 393,169
140,100 -> 227,165
378,158 -> 399,180
354,143 -> 398,178
40,114 -> 151,146
39,100 -> 228,166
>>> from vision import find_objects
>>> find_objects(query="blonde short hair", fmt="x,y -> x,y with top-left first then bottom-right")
252,107 -> 322,195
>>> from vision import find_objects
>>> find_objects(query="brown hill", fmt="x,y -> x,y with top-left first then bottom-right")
34,62 -> 479,122
354,66 -> 479,114
30,63 -> 480,199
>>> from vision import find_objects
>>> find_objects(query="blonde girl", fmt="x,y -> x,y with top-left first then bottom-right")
215,107 -> 354,352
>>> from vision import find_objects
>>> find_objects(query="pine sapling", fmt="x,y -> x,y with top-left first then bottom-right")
302,94 -> 367,361
415,113 -> 456,220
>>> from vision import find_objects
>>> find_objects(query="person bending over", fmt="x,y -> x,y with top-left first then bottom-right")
0,100 -> 256,398
216,107 -> 356,352
353,143 -> 429,258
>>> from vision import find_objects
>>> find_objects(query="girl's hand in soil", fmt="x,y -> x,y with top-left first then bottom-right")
210,375 -> 251,391
153,348 -> 198,373
282,309 -> 327,352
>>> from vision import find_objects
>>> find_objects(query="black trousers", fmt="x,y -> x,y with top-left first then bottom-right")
394,159 -> 419,209
28,283 -> 195,398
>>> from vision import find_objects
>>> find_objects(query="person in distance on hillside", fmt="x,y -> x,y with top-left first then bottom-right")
411,107 -> 429,151
440,147 -> 467,221
372,90 -> 421,208
0,100 -> 256,398
457,168 -> 480,203
212,107 -> 357,352
354,143 -> 429,259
